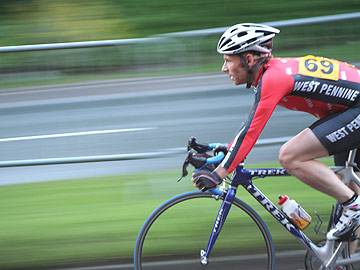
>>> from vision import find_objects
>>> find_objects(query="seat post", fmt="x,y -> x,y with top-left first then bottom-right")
347,149 -> 358,166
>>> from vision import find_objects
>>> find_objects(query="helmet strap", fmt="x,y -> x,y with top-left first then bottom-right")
239,54 -> 270,88
239,54 -> 252,88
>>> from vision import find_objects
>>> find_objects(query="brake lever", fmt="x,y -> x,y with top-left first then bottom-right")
178,151 -> 213,182
177,157 -> 190,182
188,136 -> 209,153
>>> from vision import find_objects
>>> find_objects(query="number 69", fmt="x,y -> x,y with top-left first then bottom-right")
304,58 -> 334,74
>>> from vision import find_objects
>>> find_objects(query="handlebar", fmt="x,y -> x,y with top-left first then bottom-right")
177,137 -> 226,182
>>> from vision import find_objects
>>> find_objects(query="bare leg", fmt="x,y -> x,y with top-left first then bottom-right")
279,128 -> 354,203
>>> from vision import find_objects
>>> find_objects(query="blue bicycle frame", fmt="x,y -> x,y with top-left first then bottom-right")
200,165 -> 342,267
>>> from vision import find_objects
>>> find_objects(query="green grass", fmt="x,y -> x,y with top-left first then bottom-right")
0,159 -> 337,269
0,0 -> 358,45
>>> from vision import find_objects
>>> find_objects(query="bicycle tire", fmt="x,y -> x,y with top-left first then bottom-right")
134,191 -> 276,270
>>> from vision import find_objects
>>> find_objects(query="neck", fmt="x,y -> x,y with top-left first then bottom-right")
245,58 -> 268,88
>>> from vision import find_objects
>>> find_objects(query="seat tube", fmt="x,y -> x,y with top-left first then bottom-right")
200,186 -> 237,265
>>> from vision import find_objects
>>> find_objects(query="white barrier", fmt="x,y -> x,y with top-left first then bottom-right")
0,12 -> 358,53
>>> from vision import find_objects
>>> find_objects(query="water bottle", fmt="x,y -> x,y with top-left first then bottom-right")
278,195 -> 312,230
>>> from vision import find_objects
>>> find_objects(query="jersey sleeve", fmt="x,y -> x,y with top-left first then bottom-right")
221,68 -> 293,173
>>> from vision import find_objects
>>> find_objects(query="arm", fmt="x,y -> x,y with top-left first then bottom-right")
216,69 -> 293,177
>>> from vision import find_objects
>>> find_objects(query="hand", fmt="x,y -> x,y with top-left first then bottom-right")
192,169 -> 223,191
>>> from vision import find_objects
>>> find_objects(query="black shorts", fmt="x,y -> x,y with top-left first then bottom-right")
310,103 -> 360,156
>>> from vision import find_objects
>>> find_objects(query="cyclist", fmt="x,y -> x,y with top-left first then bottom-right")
192,23 -> 360,240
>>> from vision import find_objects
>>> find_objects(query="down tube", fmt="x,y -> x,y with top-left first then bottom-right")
244,181 -> 314,250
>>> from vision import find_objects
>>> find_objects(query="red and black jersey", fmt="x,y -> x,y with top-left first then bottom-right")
221,55 -> 360,173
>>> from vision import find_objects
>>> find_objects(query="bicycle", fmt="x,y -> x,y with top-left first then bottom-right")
134,137 -> 360,270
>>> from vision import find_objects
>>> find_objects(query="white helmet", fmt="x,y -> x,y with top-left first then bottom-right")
217,23 -> 280,55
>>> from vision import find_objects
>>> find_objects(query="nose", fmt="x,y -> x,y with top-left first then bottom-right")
222,62 -> 228,73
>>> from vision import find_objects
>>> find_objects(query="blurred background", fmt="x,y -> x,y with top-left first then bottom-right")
0,0 -> 359,269
1,0 -> 359,88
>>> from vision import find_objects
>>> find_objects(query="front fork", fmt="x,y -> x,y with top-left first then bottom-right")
200,186 -> 237,265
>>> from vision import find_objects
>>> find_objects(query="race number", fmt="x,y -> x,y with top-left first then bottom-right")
298,55 -> 339,81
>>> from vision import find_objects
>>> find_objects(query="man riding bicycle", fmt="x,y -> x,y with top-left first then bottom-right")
192,23 -> 360,240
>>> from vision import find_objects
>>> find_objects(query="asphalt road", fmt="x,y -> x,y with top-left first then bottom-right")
0,74 -> 316,270
58,250 -> 307,270
0,73 -> 315,185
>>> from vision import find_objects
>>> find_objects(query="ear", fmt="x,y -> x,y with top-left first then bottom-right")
245,53 -> 256,68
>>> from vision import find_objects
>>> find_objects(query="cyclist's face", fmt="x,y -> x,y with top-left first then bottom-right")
222,54 -> 253,85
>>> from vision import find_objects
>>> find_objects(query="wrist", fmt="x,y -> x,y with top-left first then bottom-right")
214,166 -> 228,179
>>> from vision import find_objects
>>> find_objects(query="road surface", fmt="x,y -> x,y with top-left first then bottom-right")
0,73 -> 315,185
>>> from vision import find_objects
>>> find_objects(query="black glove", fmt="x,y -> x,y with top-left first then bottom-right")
192,169 -> 223,191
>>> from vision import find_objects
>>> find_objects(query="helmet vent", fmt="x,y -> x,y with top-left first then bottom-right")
237,32 -> 247,38
221,39 -> 232,47
226,44 -> 241,52
246,37 -> 257,44
255,30 -> 272,36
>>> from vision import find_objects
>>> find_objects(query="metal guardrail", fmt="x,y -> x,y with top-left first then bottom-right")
0,37 -> 166,53
161,12 -> 360,38
0,12 -> 359,53
0,12 -> 358,167
0,136 -> 292,167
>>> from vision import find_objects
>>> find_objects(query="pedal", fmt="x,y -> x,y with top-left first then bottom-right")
350,232 -> 357,242
350,222 -> 360,241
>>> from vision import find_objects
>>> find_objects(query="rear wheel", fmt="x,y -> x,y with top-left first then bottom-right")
304,233 -> 360,269
134,191 -> 276,269
305,205 -> 360,270
304,240 -> 353,270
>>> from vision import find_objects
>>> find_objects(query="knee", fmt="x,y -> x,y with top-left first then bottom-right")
278,143 -> 298,170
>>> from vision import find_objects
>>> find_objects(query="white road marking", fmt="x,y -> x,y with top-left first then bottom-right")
0,127 -> 156,143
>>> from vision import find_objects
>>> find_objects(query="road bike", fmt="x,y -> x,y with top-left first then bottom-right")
134,137 -> 360,269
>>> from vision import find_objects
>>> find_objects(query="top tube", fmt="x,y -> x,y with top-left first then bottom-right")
226,166 -> 289,188
203,147 -> 359,190
229,148 -> 358,188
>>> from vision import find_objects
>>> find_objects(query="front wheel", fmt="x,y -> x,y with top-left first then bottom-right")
134,191 -> 275,270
